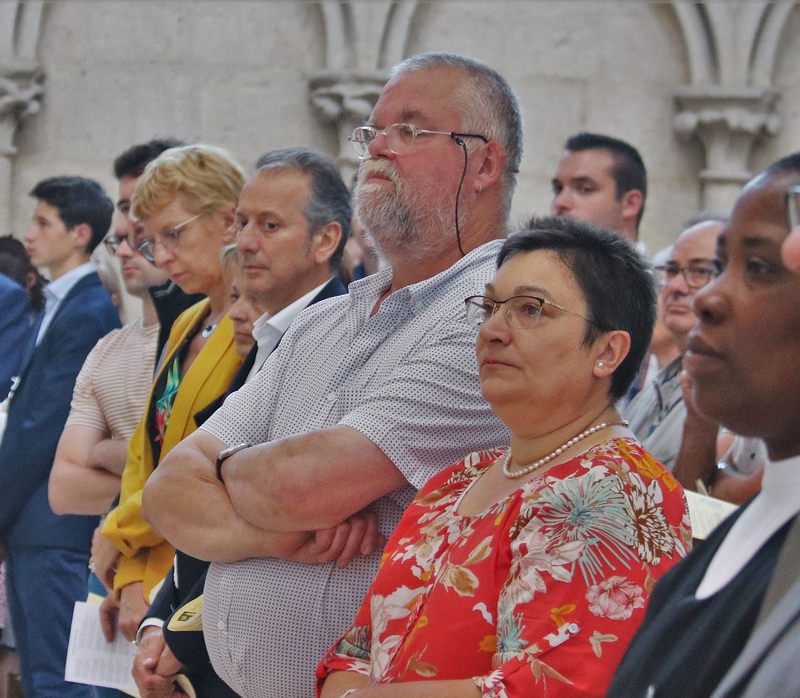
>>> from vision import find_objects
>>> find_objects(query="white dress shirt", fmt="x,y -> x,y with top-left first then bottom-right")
246,280 -> 331,381
696,453 -> 800,598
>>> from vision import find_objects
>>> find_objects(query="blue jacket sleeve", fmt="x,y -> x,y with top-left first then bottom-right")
0,278 -> 31,396
0,295 -> 120,538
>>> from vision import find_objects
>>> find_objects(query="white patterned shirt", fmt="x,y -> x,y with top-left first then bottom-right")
200,239 -> 510,698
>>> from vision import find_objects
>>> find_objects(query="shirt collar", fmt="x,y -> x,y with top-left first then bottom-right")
44,261 -> 96,304
761,452 -> 800,500
346,239 -> 503,316
251,278 -> 332,345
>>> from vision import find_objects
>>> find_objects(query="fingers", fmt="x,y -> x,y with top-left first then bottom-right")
311,510 -> 387,568
154,644 -> 184,677
359,510 -> 385,556
313,526 -> 336,555
92,535 -> 121,592
781,225 -> 800,273
335,516 -> 366,569
315,521 -> 351,563
98,596 -> 119,643
132,629 -> 177,698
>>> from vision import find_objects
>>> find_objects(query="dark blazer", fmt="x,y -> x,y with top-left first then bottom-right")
711,516 -> 800,698
192,276 -> 348,426
0,271 -> 121,549
0,273 -> 32,396
147,276 -> 347,698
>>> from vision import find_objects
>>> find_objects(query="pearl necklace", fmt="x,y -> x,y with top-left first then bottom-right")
501,420 -> 629,479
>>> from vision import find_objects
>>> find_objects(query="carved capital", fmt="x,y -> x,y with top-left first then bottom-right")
674,86 -> 780,210
310,70 -> 387,122
0,59 -> 44,156
310,70 -> 388,186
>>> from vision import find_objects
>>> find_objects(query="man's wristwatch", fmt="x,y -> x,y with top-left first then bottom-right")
215,443 -> 251,482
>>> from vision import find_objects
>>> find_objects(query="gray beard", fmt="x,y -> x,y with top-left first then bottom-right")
354,178 -> 459,265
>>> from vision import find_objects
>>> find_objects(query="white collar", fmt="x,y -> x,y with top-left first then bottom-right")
696,452 -> 800,598
251,279 -> 331,345
44,261 -> 96,303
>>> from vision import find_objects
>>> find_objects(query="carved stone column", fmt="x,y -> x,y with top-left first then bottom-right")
309,70 -> 387,187
674,88 -> 780,214
0,60 -> 43,233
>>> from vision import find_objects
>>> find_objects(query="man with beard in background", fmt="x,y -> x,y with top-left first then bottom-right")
142,52 -> 522,698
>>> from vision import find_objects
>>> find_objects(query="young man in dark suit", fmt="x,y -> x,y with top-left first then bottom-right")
0,176 -> 120,698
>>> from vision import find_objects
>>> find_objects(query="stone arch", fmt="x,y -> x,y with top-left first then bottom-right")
670,1 -> 796,211
0,1 -> 45,233
310,1 -> 419,183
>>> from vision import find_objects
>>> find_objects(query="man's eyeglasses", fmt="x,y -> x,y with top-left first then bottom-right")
349,123 -> 488,160
788,186 -> 800,230
464,295 -> 595,330
138,214 -> 201,263
653,263 -> 718,289
102,229 -> 147,255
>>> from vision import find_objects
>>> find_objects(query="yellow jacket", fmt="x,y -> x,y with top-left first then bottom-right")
102,300 -> 242,600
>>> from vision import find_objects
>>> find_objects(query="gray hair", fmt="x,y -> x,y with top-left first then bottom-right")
254,147 -> 352,271
391,52 -> 523,213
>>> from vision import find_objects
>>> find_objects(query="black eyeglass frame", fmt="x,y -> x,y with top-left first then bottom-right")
652,263 -> 719,290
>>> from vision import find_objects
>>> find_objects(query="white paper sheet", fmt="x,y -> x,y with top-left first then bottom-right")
685,489 -> 739,540
65,601 -> 139,692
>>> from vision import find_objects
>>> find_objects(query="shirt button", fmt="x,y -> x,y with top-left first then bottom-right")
217,620 -> 226,631
326,392 -> 337,402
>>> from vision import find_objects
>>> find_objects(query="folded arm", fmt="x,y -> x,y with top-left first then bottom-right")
49,425 -> 126,515
223,425 -> 407,532
142,426 -> 399,561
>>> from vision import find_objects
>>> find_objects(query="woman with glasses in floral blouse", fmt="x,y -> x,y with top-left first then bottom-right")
318,217 -> 690,698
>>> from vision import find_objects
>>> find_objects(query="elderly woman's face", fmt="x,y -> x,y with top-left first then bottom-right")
475,249 -> 597,429
142,198 -> 230,296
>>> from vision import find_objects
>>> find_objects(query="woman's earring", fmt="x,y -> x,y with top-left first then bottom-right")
598,361 -> 605,368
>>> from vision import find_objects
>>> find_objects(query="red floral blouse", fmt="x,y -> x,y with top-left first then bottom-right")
317,438 -> 691,698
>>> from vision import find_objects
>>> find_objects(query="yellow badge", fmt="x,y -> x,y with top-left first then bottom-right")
166,595 -> 203,632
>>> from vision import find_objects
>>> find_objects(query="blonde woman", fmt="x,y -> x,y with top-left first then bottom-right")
100,145 -> 245,643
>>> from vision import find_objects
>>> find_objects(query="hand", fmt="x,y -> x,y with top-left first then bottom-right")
90,525 -> 121,592
679,370 -> 718,430
98,594 -> 120,643
711,467 -> 764,505
118,582 -> 151,642
132,627 -> 185,698
290,509 -> 385,568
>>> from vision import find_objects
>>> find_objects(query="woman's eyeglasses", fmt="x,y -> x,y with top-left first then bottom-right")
464,295 -> 595,330
137,214 -> 201,262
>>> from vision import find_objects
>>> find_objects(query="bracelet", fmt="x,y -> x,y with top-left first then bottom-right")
339,690 -> 359,698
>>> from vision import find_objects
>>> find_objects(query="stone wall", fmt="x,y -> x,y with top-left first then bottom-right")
4,1 -> 799,259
